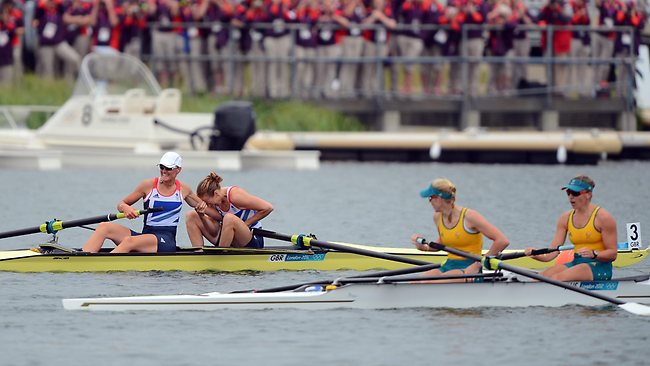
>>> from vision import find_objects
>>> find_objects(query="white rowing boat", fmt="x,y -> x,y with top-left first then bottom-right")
62,272 -> 650,311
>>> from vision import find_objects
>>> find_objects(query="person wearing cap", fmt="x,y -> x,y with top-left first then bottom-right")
186,171 -> 273,249
411,178 -> 509,282
525,175 -> 617,281
82,151 -> 212,253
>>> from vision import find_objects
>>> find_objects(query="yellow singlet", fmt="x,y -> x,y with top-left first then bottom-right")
567,207 -> 605,252
437,207 -> 483,260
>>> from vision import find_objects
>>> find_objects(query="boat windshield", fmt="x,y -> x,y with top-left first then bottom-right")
73,53 -> 162,97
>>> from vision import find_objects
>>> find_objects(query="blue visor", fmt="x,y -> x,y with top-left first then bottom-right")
420,185 -> 453,200
561,178 -> 593,192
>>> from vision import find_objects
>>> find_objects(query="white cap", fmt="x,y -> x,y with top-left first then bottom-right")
159,151 -> 182,168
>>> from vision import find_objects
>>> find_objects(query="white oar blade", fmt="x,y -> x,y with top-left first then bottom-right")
618,302 -> 650,316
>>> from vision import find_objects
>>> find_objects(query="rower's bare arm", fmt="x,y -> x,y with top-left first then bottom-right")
230,188 -> 274,227
529,212 -> 569,261
183,187 -> 224,221
466,210 -> 509,256
596,208 -> 618,262
117,179 -> 152,219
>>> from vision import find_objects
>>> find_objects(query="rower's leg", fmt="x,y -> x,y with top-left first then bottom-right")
82,223 -> 132,253
539,264 -> 568,278
111,234 -> 158,253
549,263 -> 594,281
218,214 -> 252,248
186,211 -> 221,247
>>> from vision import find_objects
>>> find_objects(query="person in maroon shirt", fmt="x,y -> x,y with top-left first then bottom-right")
336,0 -> 366,97
119,0 -> 147,57
264,0 -> 293,98
90,0 -> 120,52
32,0 -> 81,80
360,0 -> 396,97
460,0 -> 487,96
0,0 -> 16,85
231,0 -> 268,97
486,1 -> 515,94
613,0 -> 646,97
395,0 -> 429,96
592,0 -> 621,92
510,0 -> 534,90
317,0 -> 343,98
421,0 -> 445,96
195,0 -> 234,94
442,0 -> 465,95
293,0 -> 319,98
64,0 -> 94,64
2,0 -> 23,83
145,0 -> 185,88
568,0 -> 591,97
538,0 -> 572,95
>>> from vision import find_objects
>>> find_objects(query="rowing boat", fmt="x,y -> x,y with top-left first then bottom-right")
61,272 -> 650,311
1,242 -> 647,273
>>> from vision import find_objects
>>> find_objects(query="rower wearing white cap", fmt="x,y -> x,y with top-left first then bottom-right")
526,175 -> 618,281
82,151 -> 211,253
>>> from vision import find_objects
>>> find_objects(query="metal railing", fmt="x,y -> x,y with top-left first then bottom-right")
136,21 -> 637,109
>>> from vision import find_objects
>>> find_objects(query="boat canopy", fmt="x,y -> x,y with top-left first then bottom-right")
73,52 -> 162,97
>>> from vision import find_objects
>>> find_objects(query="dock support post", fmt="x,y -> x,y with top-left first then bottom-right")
617,111 -> 637,131
461,110 -> 480,130
381,110 -> 401,132
541,110 -> 559,131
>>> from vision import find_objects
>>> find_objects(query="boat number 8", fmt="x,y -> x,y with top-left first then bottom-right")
82,104 -> 92,126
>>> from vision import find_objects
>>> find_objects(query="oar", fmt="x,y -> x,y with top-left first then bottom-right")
253,228 -> 436,267
0,207 -> 164,239
497,244 -> 575,260
232,263 -> 443,294
417,238 -> 650,316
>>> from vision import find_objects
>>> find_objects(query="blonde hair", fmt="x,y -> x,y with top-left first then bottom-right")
432,178 -> 456,201
196,172 -> 223,197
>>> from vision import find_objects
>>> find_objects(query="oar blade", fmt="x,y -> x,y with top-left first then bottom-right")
618,302 -> 650,316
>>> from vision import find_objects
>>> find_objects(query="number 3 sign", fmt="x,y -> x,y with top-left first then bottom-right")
626,223 -> 642,250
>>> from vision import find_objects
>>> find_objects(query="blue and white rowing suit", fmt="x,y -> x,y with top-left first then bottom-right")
216,186 -> 264,248
133,177 -> 183,252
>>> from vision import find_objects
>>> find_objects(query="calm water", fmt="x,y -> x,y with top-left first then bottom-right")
2,162 -> 650,366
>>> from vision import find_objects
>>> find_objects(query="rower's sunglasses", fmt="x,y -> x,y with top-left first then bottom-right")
159,164 -> 175,171
566,190 -> 584,197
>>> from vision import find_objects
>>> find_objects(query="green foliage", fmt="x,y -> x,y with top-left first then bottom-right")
254,100 -> 364,131
0,75 -> 365,131
0,75 -> 73,105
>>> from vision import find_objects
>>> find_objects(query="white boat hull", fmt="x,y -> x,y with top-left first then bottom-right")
62,276 -> 650,311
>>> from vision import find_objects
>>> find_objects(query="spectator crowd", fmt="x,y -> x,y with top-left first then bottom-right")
0,0 -> 647,99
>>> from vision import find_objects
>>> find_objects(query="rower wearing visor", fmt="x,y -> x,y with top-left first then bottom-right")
411,178 -> 510,282
525,175 -> 618,281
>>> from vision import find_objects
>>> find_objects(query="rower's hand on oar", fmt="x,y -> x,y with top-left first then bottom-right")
412,234 -> 435,251
122,205 -> 140,219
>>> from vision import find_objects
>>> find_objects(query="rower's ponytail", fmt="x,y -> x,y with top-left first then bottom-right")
197,172 -> 223,197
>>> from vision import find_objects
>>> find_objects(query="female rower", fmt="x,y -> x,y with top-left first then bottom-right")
186,172 -> 273,248
525,175 -> 617,281
82,152 -> 207,253
411,178 -> 509,282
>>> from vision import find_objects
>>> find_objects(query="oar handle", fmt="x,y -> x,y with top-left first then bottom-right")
497,244 -> 575,261
0,207 -> 163,239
